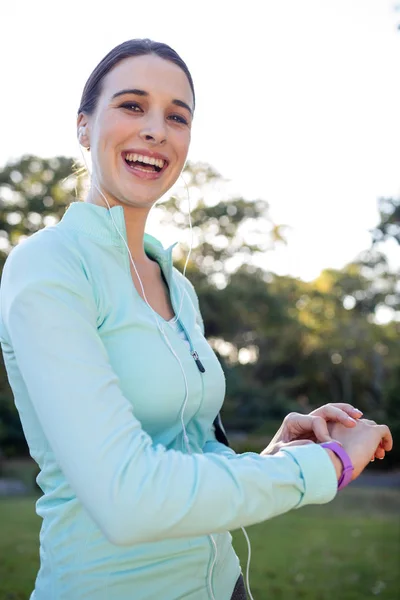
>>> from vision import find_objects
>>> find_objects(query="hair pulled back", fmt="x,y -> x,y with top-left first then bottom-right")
78,38 -> 195,116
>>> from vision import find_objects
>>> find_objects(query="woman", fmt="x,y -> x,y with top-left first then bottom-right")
0,39 -> 392,600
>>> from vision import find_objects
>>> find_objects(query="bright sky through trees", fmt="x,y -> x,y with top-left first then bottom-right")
0,0 -> 399,280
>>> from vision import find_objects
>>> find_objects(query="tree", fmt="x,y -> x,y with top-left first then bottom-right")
0,156 -> 398,468
0,154 -> 85,257
371,197 -> 400,246
158,161 -> 288,286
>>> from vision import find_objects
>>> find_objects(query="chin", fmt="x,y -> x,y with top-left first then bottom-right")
118,177 -> 171,207
120,190 -> 161,209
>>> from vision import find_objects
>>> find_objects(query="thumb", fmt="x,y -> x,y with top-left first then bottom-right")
312,416 -> 332,443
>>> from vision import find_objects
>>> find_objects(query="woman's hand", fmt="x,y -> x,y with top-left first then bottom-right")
327,419 -> 393,480
260,439 -> 314,456
260,403 -> 362,457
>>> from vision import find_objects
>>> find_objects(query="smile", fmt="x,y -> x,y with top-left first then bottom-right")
125,152 -> 165,171
121,150 -> 169,180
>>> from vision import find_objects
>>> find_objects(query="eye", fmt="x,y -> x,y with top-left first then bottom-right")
168,114 -> 189,125
120,102 -> 142,112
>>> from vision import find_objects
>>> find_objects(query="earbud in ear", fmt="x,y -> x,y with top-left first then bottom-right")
78,126 -> 90,150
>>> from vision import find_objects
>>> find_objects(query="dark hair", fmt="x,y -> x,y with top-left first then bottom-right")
78,38 -> 195,116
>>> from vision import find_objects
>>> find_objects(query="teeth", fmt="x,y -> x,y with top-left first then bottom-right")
125,152 -> 165,169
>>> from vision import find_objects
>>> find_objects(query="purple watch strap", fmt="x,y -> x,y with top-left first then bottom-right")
321,441 -> 354,490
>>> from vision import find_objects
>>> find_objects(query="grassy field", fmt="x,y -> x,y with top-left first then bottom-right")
0,486 -> 399,600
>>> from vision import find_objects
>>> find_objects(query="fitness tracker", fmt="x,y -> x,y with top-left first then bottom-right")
321,441 -> 354,491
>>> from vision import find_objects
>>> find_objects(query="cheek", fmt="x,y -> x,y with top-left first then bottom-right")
93,109 -> 128,148
101,116 -> 127,147
98,119 -> 130,176
91,124 -> 121,182
175,131 -> 191,163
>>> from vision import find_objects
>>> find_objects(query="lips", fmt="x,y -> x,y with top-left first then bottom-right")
122,148 -> 169,161
122,149 -> 169,168
121,150 -> 169,180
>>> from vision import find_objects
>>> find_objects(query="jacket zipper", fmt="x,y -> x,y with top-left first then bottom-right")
161,257 -> 215,598
161,257 -> 206,373
176,320 -> 206,372
190,350 -> 205,373
169,314 -> 205,373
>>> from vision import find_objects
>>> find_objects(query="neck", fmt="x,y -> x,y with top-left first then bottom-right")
86,187 -> 152,266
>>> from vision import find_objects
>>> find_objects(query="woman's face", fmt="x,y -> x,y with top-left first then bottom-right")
79,54 -> 194,209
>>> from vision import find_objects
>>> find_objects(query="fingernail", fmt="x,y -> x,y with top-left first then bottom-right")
354,409 -> 363,415
347,417 -> 357,424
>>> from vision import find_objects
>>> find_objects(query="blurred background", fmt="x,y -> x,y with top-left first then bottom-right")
0,1 -> 399,599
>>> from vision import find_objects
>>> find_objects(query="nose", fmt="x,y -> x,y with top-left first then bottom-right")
139,112 -> 167,145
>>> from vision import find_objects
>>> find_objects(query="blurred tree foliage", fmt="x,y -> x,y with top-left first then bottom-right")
371,196 -> 400,245
0,156 -> 399,467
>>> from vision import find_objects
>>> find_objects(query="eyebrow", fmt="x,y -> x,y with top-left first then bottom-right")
111,88 -> 193,116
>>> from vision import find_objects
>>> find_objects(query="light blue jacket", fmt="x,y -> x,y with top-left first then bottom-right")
0,202 -> 338,600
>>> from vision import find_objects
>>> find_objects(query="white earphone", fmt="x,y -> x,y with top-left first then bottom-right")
78,127 -> 90,151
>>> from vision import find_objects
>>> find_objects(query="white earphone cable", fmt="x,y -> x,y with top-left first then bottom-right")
241,526 -> 254,600
90,179 -> 193,456
78,148 -> 254,600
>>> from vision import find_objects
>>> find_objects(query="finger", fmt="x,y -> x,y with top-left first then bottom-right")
312,404 -> 363,419
378,424 -> 393,452
312,416 -> 332,443
283,414 -> 316,440
375,446 -> 385,460
328,403 -> 363,418
351,408 -> 363,419
317,405 -> 358,428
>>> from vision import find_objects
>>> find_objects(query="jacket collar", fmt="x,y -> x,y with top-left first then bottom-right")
59,202 -> 178,264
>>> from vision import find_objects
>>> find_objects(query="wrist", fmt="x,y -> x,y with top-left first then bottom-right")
324,448 -> 343,481
321,441 -> 354,491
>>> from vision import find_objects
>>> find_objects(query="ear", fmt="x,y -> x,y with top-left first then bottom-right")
77,113 -> 90,149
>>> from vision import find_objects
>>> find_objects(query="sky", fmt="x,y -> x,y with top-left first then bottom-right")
1,0 -> 399,282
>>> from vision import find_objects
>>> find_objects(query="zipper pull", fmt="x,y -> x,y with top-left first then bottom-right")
191,350 -> 205,373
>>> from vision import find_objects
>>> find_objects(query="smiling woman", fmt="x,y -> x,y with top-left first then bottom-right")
77,45 -> 194,213
0,38 -> 392,600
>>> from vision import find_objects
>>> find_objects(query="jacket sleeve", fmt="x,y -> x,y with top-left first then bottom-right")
203,419 -> 237,459
0,237 -> 338,547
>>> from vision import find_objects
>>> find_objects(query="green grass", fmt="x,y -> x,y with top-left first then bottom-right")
0,487 -> 399,600
232,487 -> 400,600
0,497 -> 41,600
